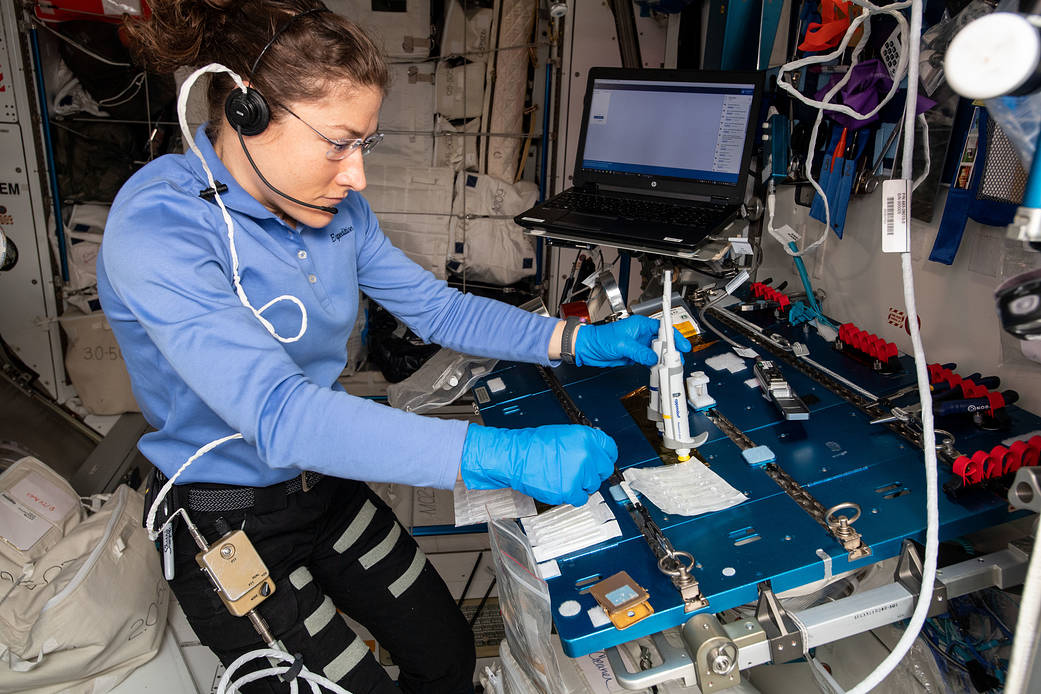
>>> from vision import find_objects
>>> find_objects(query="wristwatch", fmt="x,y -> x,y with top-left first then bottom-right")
560,317 -> 582,365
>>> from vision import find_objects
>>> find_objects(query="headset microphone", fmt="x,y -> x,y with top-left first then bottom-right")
235,129 -> 338,215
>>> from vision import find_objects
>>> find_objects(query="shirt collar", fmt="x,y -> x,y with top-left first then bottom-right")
186,124 -> 284,222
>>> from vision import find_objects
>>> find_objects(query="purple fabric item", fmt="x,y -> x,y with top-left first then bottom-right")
815,59 -> 936,129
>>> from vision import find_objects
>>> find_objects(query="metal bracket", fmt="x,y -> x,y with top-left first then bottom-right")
401,35 -> 433,53
754,580 -> 803,663
682,613 -> 743,691
894,539 -> 948,617
604,631 -> 697,689
407,66 -> 434,84
1009,467 -> 1041,513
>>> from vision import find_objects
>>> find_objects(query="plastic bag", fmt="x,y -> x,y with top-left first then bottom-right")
488,519 -> 567,694
985,93 -> 1041,168
386,346 -> 497,413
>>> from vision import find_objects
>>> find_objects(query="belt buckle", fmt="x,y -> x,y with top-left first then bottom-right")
301,471 -> 312,493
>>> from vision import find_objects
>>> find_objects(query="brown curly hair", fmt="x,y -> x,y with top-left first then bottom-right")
123,0 -> 389,135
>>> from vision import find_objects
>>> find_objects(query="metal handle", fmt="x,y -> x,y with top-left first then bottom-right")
825,502 -> 861,526
658,550 -> 696,577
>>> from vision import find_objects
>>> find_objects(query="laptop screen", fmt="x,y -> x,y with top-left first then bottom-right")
580,78 -> 756,188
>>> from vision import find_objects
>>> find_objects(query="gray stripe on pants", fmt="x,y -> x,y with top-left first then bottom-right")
359,523 -> 401,570
304,595 -> 337,636
333,500 -> 376,554
288,566 -> 313,589
388,547 -> 426,598
324,634 -> 369,682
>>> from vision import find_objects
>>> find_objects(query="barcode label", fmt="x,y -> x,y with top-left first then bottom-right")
881,179 -> 911,253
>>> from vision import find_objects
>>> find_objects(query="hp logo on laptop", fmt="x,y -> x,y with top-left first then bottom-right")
650,181 -> 657,188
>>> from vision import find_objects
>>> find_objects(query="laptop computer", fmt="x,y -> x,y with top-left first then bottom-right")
516,67 -> 764,256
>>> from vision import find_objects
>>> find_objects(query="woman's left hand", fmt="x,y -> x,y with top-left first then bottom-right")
574,314 -> 691,368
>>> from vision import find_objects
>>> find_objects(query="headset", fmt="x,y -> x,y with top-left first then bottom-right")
224,6 -> 339,215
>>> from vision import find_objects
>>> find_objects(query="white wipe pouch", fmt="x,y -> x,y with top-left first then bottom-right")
519,493 -> 622,563
0,457 -> 83,566
623,461 -> 747,517
453,481 -> 537,527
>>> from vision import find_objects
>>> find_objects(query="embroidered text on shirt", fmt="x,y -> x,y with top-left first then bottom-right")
330,226 -> 354,243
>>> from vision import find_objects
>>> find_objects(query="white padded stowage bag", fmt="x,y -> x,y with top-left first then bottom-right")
367,63 -> 435,167
326,0 -> 432,59
486,0 -> 535,182
435,61 -> 487,120
433,115 -> 481,170
449,172 -> 537,285
362,165 -> 455,279
442,0 -> 495,57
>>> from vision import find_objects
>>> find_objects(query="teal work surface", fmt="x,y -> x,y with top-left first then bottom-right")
472,329 -> 1040,658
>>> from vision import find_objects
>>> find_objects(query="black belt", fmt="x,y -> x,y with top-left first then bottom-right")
173,471 -> 325,513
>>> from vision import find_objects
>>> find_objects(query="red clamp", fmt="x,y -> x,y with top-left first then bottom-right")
986,446 -> 1009,479
954,455 -> 984,485
985,392 -> 1007,411
1026,437 -> 1041,468
1008,441 -> 1030,474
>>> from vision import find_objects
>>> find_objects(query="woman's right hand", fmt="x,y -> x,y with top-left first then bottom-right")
459,423 -> 618,507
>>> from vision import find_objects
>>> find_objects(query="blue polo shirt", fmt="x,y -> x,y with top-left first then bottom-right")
97,125 -> 558,489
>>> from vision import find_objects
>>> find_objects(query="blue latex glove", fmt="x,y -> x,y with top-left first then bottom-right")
574,314 -> 692,368
460,424 -> 618,507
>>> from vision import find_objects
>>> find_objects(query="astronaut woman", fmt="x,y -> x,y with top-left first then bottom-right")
98,1 -> 686,691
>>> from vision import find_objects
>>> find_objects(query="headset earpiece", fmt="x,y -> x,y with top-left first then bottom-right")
225,87 -> 271,136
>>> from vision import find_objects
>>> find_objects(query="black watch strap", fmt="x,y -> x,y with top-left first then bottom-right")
560,317 -> 582,365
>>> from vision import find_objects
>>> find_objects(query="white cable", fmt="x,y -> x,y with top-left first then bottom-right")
810,1 -> 938,692
98,71 -> 146,108
911,114 -> 930,192
177,64 -> 308,344
145,432 -> 243,541
1005,526 -> 1041,693
216,649 -> 354,694
35,20 -> 133,67
775,0 -> 911,257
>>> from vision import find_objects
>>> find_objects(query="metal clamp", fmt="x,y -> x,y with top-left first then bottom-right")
659,551 -> 709,612
754,580 -> 803,663
824,503 -> 871,560
894,539 -> 948,617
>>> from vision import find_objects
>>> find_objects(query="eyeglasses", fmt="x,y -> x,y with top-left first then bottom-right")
278,104 -> 383,161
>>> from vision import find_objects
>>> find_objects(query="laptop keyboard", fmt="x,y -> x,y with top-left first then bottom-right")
543,190 -> 723,228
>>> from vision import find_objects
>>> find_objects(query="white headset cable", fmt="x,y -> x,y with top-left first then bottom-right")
177,64 -> 308,343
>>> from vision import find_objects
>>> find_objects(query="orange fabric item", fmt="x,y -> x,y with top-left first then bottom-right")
799,0 -> 853,52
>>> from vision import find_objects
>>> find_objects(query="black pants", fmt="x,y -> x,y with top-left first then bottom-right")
164,476 -> 476,693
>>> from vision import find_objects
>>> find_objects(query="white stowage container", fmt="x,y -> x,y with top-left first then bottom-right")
435,61 -> 487,120
448,172 -> 537,285
361,165 -> 455,278
326,0 -> 432,59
